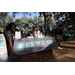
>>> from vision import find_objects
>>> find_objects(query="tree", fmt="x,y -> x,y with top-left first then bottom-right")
12,12 -> 52,36
0,12 -> 8,29
37,17 -> 44,28
32,16 -> 39,26
15,16 -> 45,31
15,17 -> 31,30
15,18 -> 23,30
1,12 -> 75,35
32,16 -> 44,28
50,18 -> 58,29
43,12 -> 52,36
69,12 -> 75,22
3,12 -> 75,35
21,17 -> 30,28
6,15 -> 15,23
53,12 -> 75,33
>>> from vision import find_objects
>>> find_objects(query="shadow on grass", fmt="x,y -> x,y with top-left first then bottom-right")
65,43 -> 75,44
61,46 -> 75,49
47,55 -> 75,62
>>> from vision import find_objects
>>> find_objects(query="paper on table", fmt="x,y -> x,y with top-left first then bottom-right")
15,31 -> 21,39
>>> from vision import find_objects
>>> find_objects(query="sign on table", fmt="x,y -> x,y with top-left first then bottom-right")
8,37 -> 58,61
0,34 -> 8,62
15,31 -> 21,39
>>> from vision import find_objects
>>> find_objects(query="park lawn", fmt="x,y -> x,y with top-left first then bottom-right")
10,40 -> 75,62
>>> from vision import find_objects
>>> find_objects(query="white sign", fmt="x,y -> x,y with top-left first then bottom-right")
0,34 -> 8,62
15,31 -> 21,39
27,36 -> 34,38
25,27 -> 28,34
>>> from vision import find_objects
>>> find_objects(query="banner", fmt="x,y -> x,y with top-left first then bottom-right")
8,37 -> 58,60
0,34 -> 8,62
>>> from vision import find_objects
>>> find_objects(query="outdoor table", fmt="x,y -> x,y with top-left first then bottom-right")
8,37 -> 58,61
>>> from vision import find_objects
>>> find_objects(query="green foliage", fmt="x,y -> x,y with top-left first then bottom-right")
6,15 -> 14,23
50,18 -> 58,28
0,12 -> 8,29
15,18 -> 23,30
2,12 -> 75,35
15,16 -> 44,30
21,17 -> 29,28
0,12 -> 45,31
32,16 -> 44,27
53,12 -> 75,33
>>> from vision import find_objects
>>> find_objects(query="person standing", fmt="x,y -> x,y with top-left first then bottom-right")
39,27 -> 43,38
3,22 -> 16,56
49,26 -> 53,36
33,26 -> 38,38
40,27 -> 43,33
22,32 -> 26,38
51,27 -> 66,50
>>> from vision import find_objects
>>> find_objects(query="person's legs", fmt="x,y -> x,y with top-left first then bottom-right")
7,46 -> 11,56
55,35 -> 62,50
55,35 -> 59,44
7,39 -> 14,56
56,39 -> 60,46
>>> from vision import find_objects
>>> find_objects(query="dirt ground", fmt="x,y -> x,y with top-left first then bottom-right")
10,40 -> 75,62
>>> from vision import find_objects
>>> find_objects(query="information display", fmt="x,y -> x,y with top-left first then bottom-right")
8,37 -> 58,60
0,34 -> 8,62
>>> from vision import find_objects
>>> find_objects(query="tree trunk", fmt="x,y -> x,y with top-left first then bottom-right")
3,21 -> 5,30
69,12 -> 75,22
43,12 -> 52,36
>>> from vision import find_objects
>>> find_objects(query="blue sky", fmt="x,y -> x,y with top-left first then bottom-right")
8,12 -> 55,20
9,12 -> 40,19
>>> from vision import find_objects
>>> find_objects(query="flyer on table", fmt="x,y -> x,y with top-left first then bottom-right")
0,34 -> 8,62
